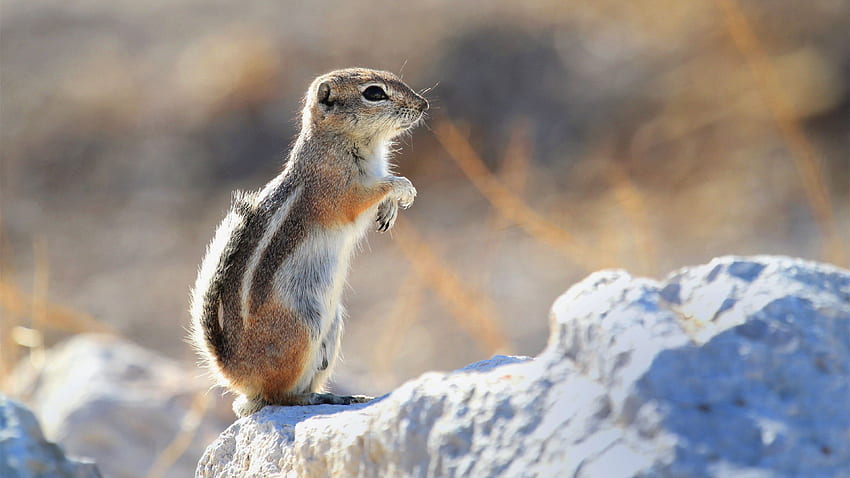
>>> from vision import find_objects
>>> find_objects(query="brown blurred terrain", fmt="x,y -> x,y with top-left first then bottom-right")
2,0 -> 848,405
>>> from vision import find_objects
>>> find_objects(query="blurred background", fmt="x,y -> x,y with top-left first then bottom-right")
0,0 -> 848,472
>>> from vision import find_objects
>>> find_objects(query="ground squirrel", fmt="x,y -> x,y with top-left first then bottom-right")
189,68 -> 428,417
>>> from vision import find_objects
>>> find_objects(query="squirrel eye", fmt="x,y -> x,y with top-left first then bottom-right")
362,85 -> 388,102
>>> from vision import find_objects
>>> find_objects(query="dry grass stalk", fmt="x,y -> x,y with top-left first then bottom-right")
145,390 -> 211,478
606,160 -> 659,276
0,281 -> 114,336
28,239 -> 49,372
392,219 -> 512,355
433,120 -> 614,271
0,276 -> 116,388
0,291 -> 17,386
715,0 -> 846,266
372,274 -> 425,386
499,120 -> 534,201
478,121 -> 535,286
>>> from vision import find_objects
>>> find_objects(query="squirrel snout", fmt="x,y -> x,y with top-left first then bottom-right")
416,96 -> 429,112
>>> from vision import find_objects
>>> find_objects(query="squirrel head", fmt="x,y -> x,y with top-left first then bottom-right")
302,68 -> 429,145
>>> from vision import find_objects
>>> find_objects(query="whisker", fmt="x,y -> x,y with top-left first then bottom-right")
420,81 -> 440,96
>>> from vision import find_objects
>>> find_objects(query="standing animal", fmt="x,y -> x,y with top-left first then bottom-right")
189,68 -> 428,416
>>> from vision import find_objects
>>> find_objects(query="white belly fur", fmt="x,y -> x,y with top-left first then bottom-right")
270,205 -> 375,392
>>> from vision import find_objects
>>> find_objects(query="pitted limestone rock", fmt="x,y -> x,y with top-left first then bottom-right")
197,256 -> 850,477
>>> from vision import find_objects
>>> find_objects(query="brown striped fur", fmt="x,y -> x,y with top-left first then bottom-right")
189,68 -> 427,416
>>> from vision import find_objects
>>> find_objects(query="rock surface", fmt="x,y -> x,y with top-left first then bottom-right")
0,395 -> 101,478
10,334 -> 233,478
197,256 -> 850,477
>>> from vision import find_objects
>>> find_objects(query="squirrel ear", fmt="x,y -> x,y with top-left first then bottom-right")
316,81 -> 334,108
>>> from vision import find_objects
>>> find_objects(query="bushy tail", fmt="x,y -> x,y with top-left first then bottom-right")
191,205 -> 250,367
199,280 -> 230,363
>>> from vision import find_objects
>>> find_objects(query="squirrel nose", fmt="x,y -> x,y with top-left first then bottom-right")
417,97 -> 429,112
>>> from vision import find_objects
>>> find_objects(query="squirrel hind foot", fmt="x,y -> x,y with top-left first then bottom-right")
308,392 -> 374,405
233,394 -> 270,417
232,392 -> 375,416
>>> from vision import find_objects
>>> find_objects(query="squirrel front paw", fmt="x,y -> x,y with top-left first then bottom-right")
388,176 -> 416,209
376,198 -> 399,232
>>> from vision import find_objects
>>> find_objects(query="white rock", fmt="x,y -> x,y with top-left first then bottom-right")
10,334 -> 233,478
0,395 -> 101,478
197,255 -> 850,477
